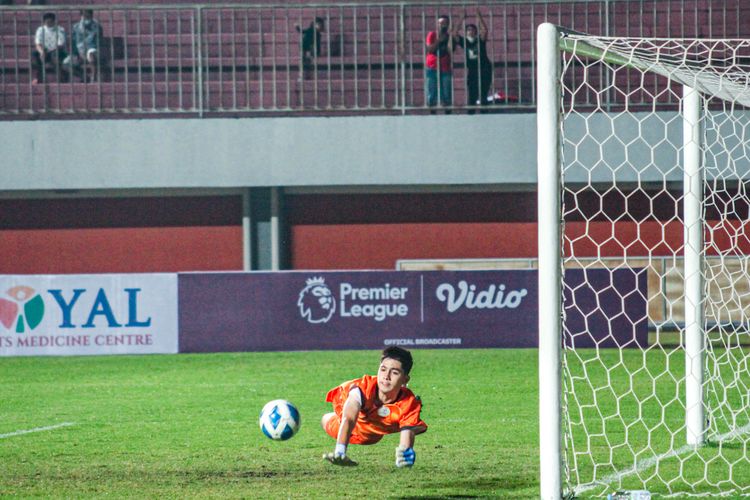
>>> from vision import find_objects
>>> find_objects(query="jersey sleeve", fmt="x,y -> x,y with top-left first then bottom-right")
348,386 -> 363,406
398,396 -> 427,433
425,31 -> 436,45
325,379 -> 364,415
325,385 -> 341,403
325,383 -> 345,415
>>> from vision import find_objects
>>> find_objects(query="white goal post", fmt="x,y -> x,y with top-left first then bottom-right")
537,22 -> 750,499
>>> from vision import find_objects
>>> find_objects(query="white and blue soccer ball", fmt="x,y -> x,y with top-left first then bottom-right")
259,399 -> 301,441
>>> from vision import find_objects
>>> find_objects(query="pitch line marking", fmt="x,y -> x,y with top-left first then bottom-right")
575,422 -> 750,495
0,422 -> 75,439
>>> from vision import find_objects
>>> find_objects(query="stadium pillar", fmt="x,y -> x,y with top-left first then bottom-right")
536,22 -> 563,500
243,187 -> 289,270
242,189 -> 253,271
270,187 -> 282,271
683,85 -> 705,446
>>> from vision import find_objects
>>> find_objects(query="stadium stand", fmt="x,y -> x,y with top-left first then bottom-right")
6,1 -> 745,116
0,3 -> 735,113
1,0 -> 750,274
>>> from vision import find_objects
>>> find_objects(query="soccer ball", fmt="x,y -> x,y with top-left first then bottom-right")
259,399 -> 301,441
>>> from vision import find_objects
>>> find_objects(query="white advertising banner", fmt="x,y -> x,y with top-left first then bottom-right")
0,274 -> 178,356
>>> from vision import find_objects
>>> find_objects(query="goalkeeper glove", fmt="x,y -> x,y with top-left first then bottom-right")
323,444 -> 358,466
323,452 -> 358,466
395,445 -> 416,468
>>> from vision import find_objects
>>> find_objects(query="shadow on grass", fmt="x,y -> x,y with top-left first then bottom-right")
176,468 -> 316,480
396,496 -> 478,499
395,475 -> 536,499
704,439 -> 745,450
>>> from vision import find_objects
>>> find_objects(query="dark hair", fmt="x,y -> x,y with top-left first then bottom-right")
42,12 -> 55,22
314,16 -> 324,25
381,346 -> 413,375
80,9 -> 93,16
466,23 -> 478,31
437,14 -> 450,22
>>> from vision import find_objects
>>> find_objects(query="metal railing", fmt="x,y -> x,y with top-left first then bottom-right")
0,1 -> 747,117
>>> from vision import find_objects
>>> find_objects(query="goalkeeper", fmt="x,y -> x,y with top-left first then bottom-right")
321,346 -> 427,468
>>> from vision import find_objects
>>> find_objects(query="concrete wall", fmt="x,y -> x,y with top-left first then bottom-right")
0,114 -> 538,191
5,110 -> 749,194
4,110 -> 750,273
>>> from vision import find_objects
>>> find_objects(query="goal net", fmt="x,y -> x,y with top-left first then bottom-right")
537,24 -> 750,498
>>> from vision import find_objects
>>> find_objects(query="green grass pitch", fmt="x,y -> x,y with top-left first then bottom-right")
3,348 -> 748,498
0,349 -> 539,498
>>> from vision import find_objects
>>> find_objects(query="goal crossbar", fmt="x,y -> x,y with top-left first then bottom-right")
559,30 -> 750,107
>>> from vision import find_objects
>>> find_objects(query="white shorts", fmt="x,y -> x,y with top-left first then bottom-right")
63,50 -> 97,66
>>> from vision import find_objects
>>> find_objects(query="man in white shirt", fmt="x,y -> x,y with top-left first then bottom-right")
31,12 -> 69,83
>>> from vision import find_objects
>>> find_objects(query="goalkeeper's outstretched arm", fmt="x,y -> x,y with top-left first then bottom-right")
323,391 -> 360,466
336,392 -> 360,449
395,427 -> 421,467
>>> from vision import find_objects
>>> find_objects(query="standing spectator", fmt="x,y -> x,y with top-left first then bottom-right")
425,15 -> 459,112
31,12 -> 68,83
69,9 -> 103,82
457,12 -> 493,113
296,17 -> 325,81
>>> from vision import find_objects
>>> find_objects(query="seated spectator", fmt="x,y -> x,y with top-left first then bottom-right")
31,12 -> 68,84
295,17 -> 325,81
66,9 -> 104,82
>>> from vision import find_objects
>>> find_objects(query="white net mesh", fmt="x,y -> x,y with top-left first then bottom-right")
558,33 -> 750,497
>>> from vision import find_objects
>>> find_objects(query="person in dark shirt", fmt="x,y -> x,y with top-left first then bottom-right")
70,9 -> 104,82
296,16 -> 325,81
457,11 -> 493,113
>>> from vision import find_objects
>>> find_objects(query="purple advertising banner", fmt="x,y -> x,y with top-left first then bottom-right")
178,269 -> 646,353
563,268 -> 649,349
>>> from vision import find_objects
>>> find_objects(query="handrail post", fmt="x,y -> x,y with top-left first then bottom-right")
196,6 -> 204,117
399,3 -> 406,115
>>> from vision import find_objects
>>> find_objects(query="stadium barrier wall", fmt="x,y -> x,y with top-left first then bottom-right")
0,273 -> 178,356
178,269 -> 647,352
0,269 -> 645,356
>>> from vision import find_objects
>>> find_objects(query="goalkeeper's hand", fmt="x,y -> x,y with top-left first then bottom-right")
395,445 -> 416,468
323,452 -> 358,467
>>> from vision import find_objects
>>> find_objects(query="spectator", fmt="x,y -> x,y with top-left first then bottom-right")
296,17 -> 325,81
31,12 -> 68,84
425,15 -> 459,112
457,12 -> 493,113
68,9 -> 104,82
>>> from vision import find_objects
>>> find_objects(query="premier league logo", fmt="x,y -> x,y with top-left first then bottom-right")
297,277 -> 336,324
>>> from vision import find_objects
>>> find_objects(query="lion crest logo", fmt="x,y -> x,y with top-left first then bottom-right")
297,277 -> 336,324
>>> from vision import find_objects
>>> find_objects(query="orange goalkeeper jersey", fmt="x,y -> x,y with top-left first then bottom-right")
325,374 -> 427,441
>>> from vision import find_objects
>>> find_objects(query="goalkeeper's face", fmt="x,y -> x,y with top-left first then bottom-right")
377,357 -> 410,400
